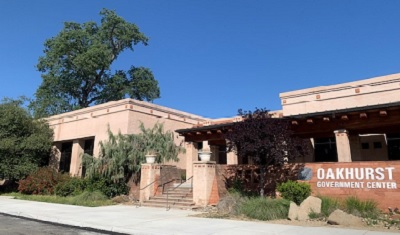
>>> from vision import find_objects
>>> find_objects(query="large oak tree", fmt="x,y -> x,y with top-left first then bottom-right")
31,9 -> 160,117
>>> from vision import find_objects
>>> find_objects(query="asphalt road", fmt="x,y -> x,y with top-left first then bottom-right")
0,214 -> 126,235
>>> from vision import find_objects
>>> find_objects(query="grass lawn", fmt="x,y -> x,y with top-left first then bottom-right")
3,191 -> 115,207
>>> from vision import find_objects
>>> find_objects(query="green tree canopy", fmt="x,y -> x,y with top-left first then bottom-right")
0,99 -> 54,180
31,9 -> 160,118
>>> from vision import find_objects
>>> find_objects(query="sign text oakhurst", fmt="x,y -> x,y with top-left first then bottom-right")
316,167 -> 397,189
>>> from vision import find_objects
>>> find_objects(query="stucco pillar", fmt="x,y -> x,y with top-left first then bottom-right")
227,151 -> 238,165
202,141 -> 210,150
225,140 -> 238,165
139,164 -> 161,202
334,129 -> 352,162
70,140 -> 84,176
185,142 -> 198,179
193,161 -> 216,206
49,143 -> 62,170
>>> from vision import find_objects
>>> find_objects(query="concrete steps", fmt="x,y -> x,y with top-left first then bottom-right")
141,185 -> 194,210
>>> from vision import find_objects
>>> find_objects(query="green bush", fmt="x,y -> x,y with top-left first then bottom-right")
55,177 -> 86,197
239,197 -> 290,221
18,167 -> 68,195
345,196 -> 379,219
277,180 -> 311,205
84,177 -> 129,198
320,196 -> 340,217
227,178 -> 258,197
73,190 -> 108,202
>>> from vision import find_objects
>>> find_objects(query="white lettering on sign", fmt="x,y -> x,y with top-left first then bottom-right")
315,167 -> 397,190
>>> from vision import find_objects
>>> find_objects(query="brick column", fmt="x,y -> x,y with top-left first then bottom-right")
139,164 -> 161,202
70,140 -> 84,176
334,129 -> 352,162
193,161 -> 217,206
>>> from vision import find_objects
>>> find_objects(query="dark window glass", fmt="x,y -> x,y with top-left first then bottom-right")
361,143 -> 369,149
60,142 -> 73,173
373,142 -> 382,149
314,137 -> 338,162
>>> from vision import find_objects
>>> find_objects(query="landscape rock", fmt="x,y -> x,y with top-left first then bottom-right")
327,209 -> 364,227
288,202 -> 299,220
288,196 -> 322,221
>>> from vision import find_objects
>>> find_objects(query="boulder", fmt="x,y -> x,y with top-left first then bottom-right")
300,196 -> 322,214
288,196 -> 322,221
288,202 -> 299,220
327,209 -> 364,227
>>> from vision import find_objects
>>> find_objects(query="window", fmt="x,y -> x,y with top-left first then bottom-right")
60,142 -> 73,173
361,143 -> 369,149
373,142 -> 382,149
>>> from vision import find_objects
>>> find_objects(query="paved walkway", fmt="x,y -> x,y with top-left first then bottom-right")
0,196 -> 396,235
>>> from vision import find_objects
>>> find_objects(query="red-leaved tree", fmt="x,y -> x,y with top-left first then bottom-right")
224,108 -> 310,196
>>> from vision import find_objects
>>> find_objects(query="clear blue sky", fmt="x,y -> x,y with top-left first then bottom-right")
1,1 -> 400,118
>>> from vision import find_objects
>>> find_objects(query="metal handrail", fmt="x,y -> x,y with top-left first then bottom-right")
138,169 -> 179,207
166,176 -> 193,211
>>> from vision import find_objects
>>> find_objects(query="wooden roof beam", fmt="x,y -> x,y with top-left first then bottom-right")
360,113 -> 368,119
341,115 -> 349,121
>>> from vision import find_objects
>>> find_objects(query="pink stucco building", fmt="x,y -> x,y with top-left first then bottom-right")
46,98 -> 207,176
46,73 -> 400,209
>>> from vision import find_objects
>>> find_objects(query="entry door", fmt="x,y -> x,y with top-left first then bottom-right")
60,142 -> 73,173
314,138 -> 338,162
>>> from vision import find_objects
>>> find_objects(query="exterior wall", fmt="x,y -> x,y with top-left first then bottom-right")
46,99 -> 207,175
214,162 -> 400,210
303,161 -> 400,210
357,135 -> 388,161
280,73 -> 400,116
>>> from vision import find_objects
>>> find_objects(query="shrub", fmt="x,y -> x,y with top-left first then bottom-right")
217,191 -> 247,215
18,167 -> 67,195
84,177 -> 129,198
55,177 -> 86,197
277,180 -> 311,205
73,190 -> 108,202
320,196 -> 340,217
345,196 -> 380,219
239,197 -> 290,220
227,178 -> 258,197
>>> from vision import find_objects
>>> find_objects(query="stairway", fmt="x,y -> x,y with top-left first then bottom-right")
141,183 -> 195,210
